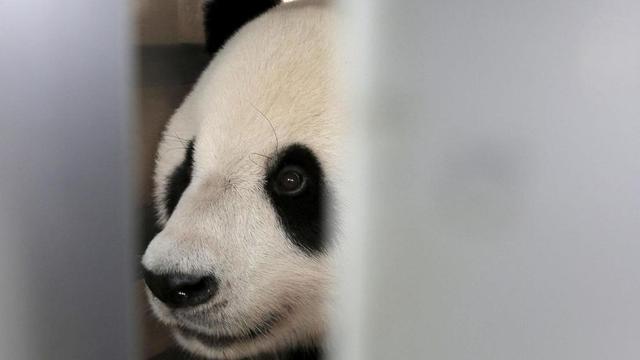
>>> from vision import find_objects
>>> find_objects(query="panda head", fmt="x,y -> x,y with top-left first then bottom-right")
141,0 -> 343,358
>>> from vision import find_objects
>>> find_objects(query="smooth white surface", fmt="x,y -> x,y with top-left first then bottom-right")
336,0 -> 640,359
0,0 -> 134,358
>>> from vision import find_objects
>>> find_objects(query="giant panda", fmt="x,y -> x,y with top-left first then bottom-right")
141,0 -> 344,359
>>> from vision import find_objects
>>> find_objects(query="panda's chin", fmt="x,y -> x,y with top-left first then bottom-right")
175,309 -> 285,348
170,312 -> 312,360
151,299 -> 310,359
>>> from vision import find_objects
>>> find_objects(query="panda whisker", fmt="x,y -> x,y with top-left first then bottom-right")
249,102 -> 279,155
250,152 -> 272,160
164,146 -> 192,153
248,156 -> 261,168
164,133 -> 191,146
163,134 -> 180,141
245,152 -> 273,172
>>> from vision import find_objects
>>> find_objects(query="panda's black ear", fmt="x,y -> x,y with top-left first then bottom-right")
203,0 -> 281,55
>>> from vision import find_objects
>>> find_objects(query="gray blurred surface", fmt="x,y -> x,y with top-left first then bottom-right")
336,0 -> 640,359
0,0 -> 135,359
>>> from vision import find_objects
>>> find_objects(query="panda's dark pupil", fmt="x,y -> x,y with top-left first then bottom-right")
280,170 -> 301,191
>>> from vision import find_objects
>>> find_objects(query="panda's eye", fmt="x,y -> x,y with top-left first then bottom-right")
274,166 -> 306,195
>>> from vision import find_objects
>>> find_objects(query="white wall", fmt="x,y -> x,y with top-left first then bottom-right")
0,0 -> 135,358
336,0 -> 640,359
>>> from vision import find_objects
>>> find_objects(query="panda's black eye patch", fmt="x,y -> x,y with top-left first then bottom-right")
265,144 -> 326,254
164,139 -> 195,218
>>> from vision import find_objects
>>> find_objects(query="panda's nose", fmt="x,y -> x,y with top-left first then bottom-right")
143,269 -> 218,308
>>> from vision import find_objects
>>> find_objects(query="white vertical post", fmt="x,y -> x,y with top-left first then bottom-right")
0,0 -> 135,358
335,0 -> 640,359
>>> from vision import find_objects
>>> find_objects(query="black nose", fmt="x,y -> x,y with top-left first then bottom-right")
143,269 -> 218,308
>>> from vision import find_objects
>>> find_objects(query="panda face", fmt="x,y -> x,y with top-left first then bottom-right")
141,2 -> 343,358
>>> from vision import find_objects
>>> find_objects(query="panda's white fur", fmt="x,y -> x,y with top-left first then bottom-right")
141,1 -> 344,358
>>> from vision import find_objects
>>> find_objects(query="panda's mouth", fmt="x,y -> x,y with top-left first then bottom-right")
176,311 -> 285,347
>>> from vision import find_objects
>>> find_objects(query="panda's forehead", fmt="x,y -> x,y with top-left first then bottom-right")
156,2 -> 341,202
187,10 -> 336,176
191,122 -> 328,190
193,104 -> 330,172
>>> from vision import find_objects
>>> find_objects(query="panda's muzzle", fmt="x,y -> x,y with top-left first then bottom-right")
143,269 -> 219,308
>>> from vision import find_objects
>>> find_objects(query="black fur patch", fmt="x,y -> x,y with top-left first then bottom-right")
164,139 -> 195,217
203,0 -> 281,55
265,144 -> 327,254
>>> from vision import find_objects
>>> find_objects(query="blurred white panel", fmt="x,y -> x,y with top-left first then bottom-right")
335,0 -> 640,359
0,0 -> 135,359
